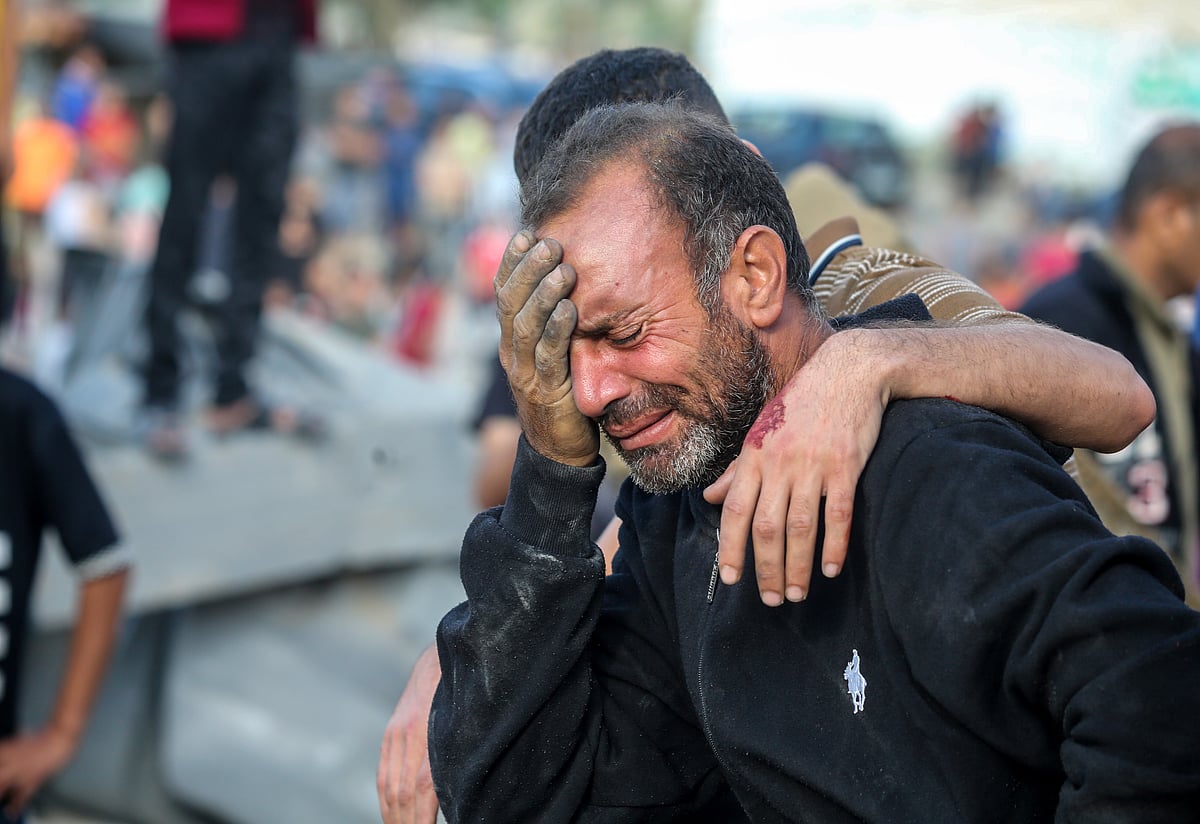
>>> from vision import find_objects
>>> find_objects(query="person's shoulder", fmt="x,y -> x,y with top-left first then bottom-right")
1020,271 -> 1087,316
883,395 -> 1012,424
881,396 -> 1050,438
1020,257 -> 1124,339
859,400 -> 1081,552
820,246 -> 943,294
879,396 -> 1012,439
872,398 -> 1068,474
817,247 -> 1012,323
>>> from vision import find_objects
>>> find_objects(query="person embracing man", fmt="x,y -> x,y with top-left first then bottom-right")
376,47 -> 1159,824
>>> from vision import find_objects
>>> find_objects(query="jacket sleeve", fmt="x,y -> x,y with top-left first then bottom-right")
869,407 -> 1200,822
429,436 -> 723,823
27,383 -> 128,579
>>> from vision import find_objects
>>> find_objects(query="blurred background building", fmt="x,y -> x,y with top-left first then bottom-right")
1,0 -> 1197,822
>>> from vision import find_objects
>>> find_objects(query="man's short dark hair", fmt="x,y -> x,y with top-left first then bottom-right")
521,102 -> 814,312
513,47 -> 728,185
1116,122 -> 1200,230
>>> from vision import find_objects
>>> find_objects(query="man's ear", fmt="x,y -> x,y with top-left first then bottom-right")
1141,190 -> 1194,251
724,225 -> 788,329
1163,190 -> 1199,234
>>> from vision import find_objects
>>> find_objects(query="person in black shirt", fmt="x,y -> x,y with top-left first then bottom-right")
0,367 -> 130,822
1022,123 -> 1200,605
377,48 -> 1161,824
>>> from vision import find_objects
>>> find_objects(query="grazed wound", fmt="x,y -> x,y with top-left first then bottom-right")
746,397 -> 786,449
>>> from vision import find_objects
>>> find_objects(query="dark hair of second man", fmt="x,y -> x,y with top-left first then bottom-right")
513,47 -> 728,184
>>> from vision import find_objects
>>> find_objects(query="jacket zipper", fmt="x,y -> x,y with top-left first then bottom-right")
706,529 -> 720,603
697,528 -> 736,783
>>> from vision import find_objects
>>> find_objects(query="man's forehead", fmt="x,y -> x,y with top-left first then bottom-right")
535,161 -> 654,229
534,165 -> 666,261
533,165 -> 693,323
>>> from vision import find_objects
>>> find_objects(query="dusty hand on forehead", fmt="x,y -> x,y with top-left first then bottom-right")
494,230 -> 599,468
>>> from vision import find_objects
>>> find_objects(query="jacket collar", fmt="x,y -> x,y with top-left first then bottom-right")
1087,246 -> 1178,334
806,217 -> 864,285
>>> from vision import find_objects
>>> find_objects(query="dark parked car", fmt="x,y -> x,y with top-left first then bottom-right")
731,106 -> 910,208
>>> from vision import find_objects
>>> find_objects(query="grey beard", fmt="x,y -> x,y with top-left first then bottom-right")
601,302 -> 776,495
608,419 -> 726,495
606,361 -> 775,495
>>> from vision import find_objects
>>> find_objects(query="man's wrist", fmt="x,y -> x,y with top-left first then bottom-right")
829,327 -> 906,405
43,720 -> 82,753
499,434 -> 605,552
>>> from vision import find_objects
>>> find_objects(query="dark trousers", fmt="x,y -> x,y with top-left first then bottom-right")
0,227 -> 12,327
143,35 -> 297,409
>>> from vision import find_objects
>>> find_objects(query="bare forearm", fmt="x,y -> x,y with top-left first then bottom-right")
858,321 -> 1155,452
48,570 -> 128,745
475,417 -> 522,508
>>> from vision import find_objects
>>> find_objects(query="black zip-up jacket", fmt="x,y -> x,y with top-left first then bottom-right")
430,399 -> 1200,823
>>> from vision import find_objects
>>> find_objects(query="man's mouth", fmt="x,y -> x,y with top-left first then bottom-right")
603,410 -> 674,451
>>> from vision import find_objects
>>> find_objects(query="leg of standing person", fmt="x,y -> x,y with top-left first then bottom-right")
141,42 -> 239,456
0,223 -> 11,335
1192,289 -> 1200,352
210,35 -> 297,421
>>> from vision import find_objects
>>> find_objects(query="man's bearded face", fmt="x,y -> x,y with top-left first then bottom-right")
600,302 -> 775,494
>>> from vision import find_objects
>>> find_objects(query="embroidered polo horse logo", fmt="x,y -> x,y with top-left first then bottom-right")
843,649 -> 867,713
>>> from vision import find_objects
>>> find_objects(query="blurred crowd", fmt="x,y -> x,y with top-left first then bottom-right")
282,66 -> 525,350
7,37 -> 1194,392
4,41 -> 164,358
1,29 -> 531,382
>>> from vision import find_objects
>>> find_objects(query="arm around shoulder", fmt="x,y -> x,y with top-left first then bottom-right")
851,318 -> 1155,453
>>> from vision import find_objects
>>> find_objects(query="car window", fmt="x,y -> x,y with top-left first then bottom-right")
823,116 -> 890,150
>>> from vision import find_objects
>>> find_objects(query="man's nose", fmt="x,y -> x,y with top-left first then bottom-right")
571,343 -> 629,420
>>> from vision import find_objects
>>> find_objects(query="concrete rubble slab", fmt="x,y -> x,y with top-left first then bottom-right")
24,565 -> 465,824
32,310 -> 482,628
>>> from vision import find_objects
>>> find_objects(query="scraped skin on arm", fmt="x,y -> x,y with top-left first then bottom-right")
746,396 -> 787,449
